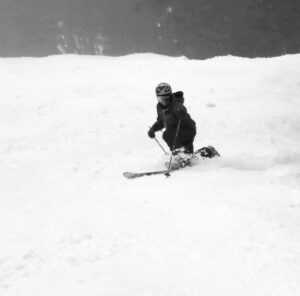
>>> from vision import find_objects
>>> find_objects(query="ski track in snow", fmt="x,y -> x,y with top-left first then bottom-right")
0,53 -> 299,296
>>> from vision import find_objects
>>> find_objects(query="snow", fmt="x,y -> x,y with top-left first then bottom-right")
0,53 -> 300,296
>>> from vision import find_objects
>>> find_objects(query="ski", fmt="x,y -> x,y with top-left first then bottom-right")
194,146 -> 220,158
123,146 -> 220,179
123,169 -> 170,179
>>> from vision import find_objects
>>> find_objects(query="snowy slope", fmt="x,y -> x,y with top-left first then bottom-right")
0,53 -> 299,296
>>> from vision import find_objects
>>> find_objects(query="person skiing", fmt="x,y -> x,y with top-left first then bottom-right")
148,82 -> 196,167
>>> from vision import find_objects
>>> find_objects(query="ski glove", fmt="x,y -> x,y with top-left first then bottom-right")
148,128 -> 156,139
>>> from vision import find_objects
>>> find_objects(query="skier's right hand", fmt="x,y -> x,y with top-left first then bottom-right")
148,128 -> 155,139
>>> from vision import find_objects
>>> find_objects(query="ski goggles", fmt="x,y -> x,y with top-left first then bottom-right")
157,95 -> 171,105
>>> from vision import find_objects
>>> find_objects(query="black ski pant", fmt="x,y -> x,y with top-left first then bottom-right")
162,128 -> 196,154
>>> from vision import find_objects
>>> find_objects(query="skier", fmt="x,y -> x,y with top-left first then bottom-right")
148,82 -> 196,167
123,83 -> 220,179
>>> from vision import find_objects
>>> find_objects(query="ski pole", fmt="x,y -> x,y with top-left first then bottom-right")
148,126 -> 168,155
154,137 -> 168,155
165,120 -> 181,177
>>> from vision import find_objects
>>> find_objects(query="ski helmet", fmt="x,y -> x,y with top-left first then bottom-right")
155,82 -> 172,97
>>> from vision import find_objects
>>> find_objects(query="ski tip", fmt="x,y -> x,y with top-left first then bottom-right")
123,172 -> 136,179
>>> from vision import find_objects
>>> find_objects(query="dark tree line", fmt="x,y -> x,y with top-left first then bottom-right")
0,0 -> 299,58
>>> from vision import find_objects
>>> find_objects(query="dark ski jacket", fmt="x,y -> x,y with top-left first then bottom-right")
150,91 -> 196,134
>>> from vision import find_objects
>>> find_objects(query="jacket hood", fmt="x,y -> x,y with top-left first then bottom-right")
172,91 -> 184,104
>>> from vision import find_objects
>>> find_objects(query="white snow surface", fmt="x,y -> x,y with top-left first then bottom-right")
0,53 -> 300,296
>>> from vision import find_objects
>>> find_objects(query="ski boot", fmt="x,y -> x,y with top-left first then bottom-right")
171,147 -> 193,169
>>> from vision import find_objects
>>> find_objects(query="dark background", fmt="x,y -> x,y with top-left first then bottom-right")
0,0 -> 299,59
